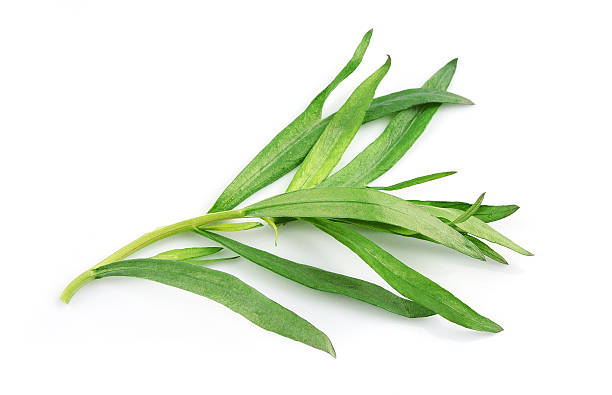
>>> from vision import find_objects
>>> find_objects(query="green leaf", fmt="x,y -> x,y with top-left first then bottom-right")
464,236 -> 508,264
186,256 -> 240,264
198,222 -> 263,232
407,200 -> 520,223
261,216 -> 278,245
321,58 -> 461,188
287,56 -> 391,191
244,187 -> 484,260
417,204 -> 533,256
452,192 -> 486,224
195,229 -> 434,318
368,171 -> 457,191
208,30 -> 372,213
209,86 -> 475,212
306,219 -> 502,333
93,259 -> 336,357
362,88 -> 472,122
337,219 -> 508,264
151,247 -> 222,260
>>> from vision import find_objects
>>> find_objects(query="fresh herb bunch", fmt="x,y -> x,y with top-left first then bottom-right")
61,30 -> 532,357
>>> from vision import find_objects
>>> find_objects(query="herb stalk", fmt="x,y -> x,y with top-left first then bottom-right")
60,208 -> 245,303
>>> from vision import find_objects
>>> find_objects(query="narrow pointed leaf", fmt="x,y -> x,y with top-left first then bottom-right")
244,187 -> 484,260
261,216 -> 278,245
342,219 -> 508,264
187,256 -> 240,264
452,192 -> 486,224
408,200 -> 520,223
195,229 -> 434,318
417,204 -> 533,256
287,57 -> 391,191
151,247 -> 222,260
93,259 -> 336,357
321,58 -> 461,188
208,30 -> 372,213
307,219 -> 502,332
199,222 -> 263,232
368,171 -> 457,191
362,88 -> 472,121
464,235 -> 508,264
209,86 -> 475,212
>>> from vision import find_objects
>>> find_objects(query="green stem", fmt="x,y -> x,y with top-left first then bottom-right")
60,208 -> 245,303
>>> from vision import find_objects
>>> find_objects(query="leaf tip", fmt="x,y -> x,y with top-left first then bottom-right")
262,217 -> 278,246
324,338 -> 337,358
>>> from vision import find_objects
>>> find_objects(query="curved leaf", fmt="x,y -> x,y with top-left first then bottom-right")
208,30 -> 373,213
244,187 -> 484,260
368,171 -> 457,191
307,219 -> 502,333
287,57 -> 391,191
407,200 -> 520,223
195,229 -> 434,318
417,204 -> 533,256
93,259 -> 336,357
321,58 -> 461,187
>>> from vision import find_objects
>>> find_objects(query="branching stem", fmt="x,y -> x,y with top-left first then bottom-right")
60,209 -> 245,303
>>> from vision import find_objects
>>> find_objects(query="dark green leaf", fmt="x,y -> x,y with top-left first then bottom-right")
306,219 -> 502,333
195,229 -> 434,318
362,87 -> 472,122
321,58 -> 460,188
368,171 -> 457,191
187,256 -> 240,264
287,57 -> 391,191
93,259 -> 335,357
243,187 -> 484,260
407,200 -> 520,223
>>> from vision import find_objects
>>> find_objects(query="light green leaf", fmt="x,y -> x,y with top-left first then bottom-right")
306,219 -> 502,332
407,200 -> 520,223
208,30 -> 373,213
417,204 -> 533,256
368,171 -> 457,191
198,222 -> 263,232
151,247 -> 222,260
452,192 -> 486,224
244,187 -> 484,260
321,58 -> 460,187
195,229 -> 434,318
93,259 -> 335,357
287,57 -> 391,191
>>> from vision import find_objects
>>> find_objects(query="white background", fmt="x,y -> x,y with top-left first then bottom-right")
1,1 -> 610,393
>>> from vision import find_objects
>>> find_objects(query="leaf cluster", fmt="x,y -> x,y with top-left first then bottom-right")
62,30 -> 532,357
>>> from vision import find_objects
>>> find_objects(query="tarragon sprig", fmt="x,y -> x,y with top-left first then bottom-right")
61,30 -> 531,357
